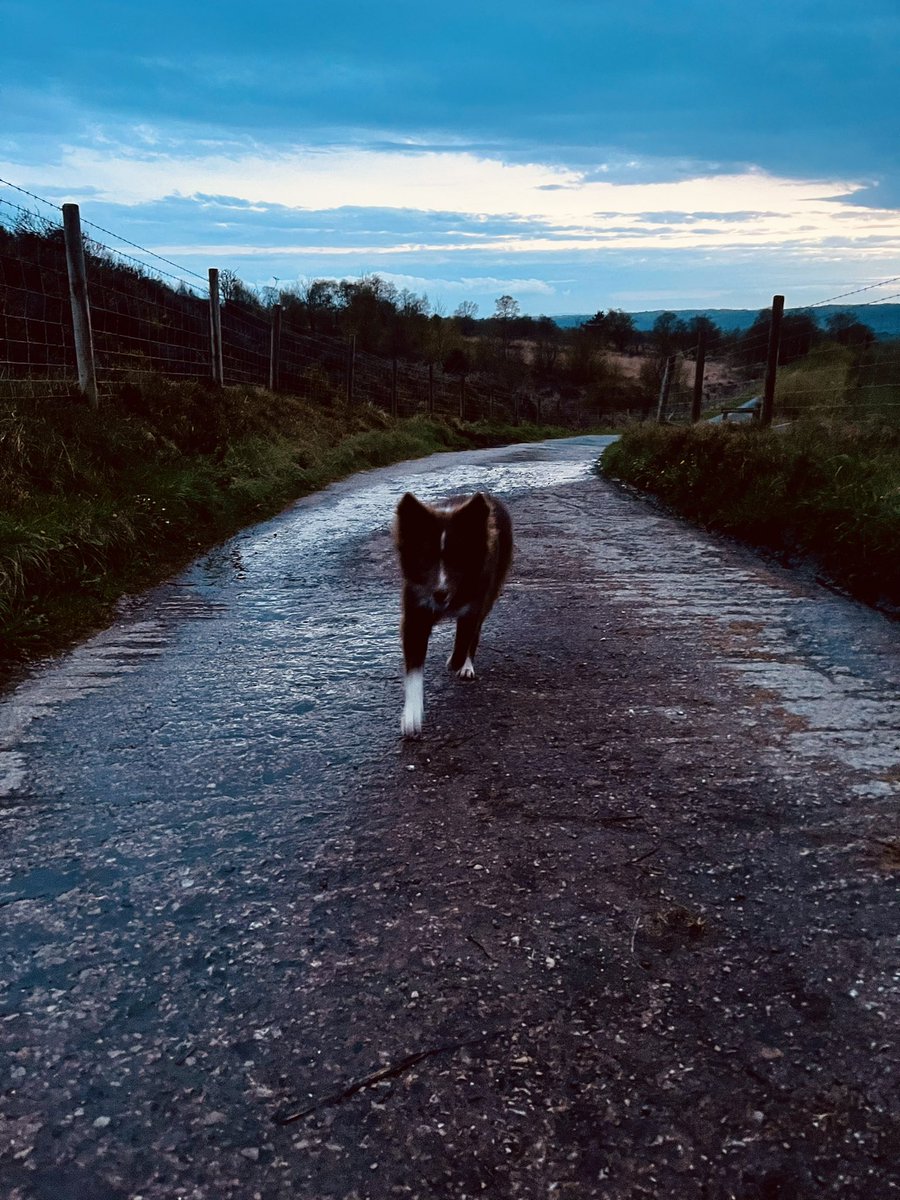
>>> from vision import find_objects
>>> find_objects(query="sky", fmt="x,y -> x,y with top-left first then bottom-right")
2,0 -> 899,316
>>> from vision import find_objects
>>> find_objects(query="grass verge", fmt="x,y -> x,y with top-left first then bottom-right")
0,377 -> 576,681
601,420 -> 900,613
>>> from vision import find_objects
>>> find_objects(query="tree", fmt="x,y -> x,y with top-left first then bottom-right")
218,269 -> 260,310
741,309 -> 820,366
650,311 -> 689,357
581,311 -> 608,335
453,300 -> 479,337
686,315 -> 721,351
494,294 -> 520,322
493,294 -> 521,367
454,300 -> 478,320
825,311 -> 875,349
301,279 -> 339,336
604,309 -> 637,353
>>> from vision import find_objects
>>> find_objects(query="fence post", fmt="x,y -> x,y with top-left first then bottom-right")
513,393 -> 519,424
428,362 -> 434,415
61,203 -> 99,408
760,294 -> 784,427
208,268 -> 224,385
345,333 -> 356,404
535,393 -> 542,424
459,376 -> 465,420
656,355 -> 676,422
269,303 -> 282,392
691,330 -> 706,423
391,357 -> 398,417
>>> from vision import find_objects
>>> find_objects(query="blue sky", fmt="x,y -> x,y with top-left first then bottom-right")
2,0 -> 899,315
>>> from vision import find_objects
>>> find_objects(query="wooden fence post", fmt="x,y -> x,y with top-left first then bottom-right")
691,330 -> 706,423
656,355 -> 676,422
345,333 -> 356,404
268,303 -> 282,392
428,362 -> 434,415
391,357 -> 398,417
760,295 -> 784,427
459,376 -> 465,420
61,203 -> 99,408
208,268 -> 224,386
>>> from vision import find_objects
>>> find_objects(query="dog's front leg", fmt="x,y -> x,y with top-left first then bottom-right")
401,599 -> 433,736
448,612 -> 482,680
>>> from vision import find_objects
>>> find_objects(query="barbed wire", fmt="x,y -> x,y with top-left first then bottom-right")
0,177 -> 63,215
0,194 -> 63,231
80,218 -> 207,286
83,235 -> 207,297
802,274 -> 900,309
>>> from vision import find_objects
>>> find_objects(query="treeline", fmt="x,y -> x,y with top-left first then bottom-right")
636,307 -> 876,365
258,282 -> 650,411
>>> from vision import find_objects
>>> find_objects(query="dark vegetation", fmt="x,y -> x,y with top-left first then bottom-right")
602,421 -> 900,612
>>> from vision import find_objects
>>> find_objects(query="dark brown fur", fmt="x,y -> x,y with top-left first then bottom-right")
394,491 -> 513,734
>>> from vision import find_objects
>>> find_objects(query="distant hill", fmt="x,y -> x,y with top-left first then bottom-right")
552,305 -> 900,339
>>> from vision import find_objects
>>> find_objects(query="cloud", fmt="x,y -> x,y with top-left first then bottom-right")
5,136 -> 896,258
4,130 -> 900,315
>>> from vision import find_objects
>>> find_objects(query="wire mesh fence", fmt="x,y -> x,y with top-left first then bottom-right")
0,190 -> 540,422
85,241 -> 210,387
0,208 -> 78,400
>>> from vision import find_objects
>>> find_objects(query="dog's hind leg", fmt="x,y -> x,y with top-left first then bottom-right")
401,602 -> 433,736
448,612 -> 483,680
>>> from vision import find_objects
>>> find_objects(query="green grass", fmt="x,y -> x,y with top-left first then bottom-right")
601,419 -> 900,612
0,377 -> 580,679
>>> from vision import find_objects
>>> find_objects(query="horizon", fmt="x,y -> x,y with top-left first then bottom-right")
3,2 -> 899,316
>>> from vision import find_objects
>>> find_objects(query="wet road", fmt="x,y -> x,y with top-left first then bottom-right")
1,435 -> 898,1199
0,437 -> 606,840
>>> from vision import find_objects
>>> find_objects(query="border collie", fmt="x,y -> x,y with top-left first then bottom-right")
394,491 -> 513,736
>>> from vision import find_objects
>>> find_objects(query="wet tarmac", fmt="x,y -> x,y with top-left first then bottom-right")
1,435 -> 898,1199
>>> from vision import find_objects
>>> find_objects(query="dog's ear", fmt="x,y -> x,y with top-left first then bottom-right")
396,492 -> 434,532
453,492 -> 490,524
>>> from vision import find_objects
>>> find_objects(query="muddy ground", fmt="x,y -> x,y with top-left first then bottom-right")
1,448 -> 898,1199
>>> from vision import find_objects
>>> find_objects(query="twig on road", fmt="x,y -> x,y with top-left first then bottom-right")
273,1033 -> 501,1125
629,916 -> 643,956
466,934 -> 498,961
615,844 -> 661,868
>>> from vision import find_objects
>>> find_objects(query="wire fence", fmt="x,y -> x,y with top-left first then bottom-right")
2,177 -> 899,428
0,185 -> 548,426
657,303 -> 900,426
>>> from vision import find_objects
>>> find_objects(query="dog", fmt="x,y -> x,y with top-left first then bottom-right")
394,490 -> 513,736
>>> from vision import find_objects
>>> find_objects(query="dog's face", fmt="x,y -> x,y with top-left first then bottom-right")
395,492 -> 491,617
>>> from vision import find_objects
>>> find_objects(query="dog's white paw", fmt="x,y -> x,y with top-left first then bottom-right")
401,711 -> 422,737
401,670 -> 424,737
457,657 -> 476,681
